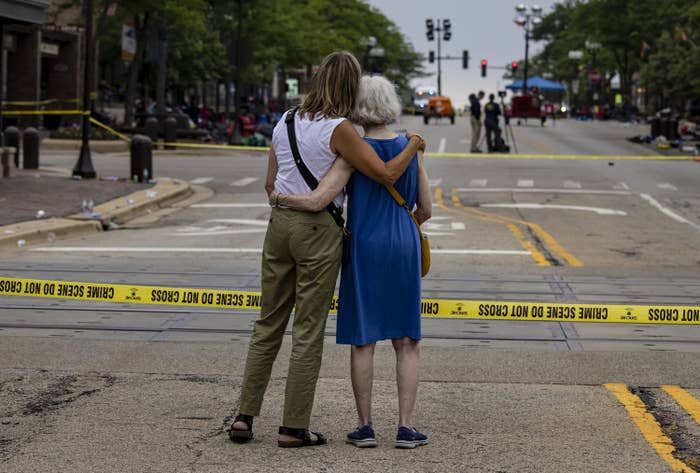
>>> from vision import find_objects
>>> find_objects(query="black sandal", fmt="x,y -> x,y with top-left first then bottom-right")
278,426 -> 327,448
228,414 -> 254,443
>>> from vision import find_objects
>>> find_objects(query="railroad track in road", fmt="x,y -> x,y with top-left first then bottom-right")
2,301 -> 700,349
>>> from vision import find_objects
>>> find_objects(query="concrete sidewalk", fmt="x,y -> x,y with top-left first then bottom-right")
0,167 -> 192,251
0,336 -> 689,473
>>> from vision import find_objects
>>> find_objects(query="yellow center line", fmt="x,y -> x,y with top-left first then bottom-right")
605,384 -> 696,473
661,386 -> 700,427
424,152 -> 695,161
450,188 -> 583,267
434,188 -> 549,266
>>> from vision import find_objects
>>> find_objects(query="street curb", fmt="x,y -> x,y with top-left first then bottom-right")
0,218 -> 102,251
0,178 -> 192,252
42,138 -> 128,153
69,178 -> 192,226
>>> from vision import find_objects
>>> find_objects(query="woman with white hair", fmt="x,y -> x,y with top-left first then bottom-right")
272,75 -> 432,449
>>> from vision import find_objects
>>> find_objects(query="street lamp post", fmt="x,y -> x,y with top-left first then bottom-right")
513,4 -> 542,95
72,0 -> 96,178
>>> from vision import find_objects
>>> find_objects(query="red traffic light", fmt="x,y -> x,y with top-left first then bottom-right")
481,59 -> 487,66
511,61 -> 519,74
480,59 -> 487,77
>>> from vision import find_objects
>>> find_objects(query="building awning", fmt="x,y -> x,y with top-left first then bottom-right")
0,0 -> 48,25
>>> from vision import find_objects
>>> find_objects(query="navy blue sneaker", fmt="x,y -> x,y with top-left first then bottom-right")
346,424 -> 377,448
395,426 -> 428,449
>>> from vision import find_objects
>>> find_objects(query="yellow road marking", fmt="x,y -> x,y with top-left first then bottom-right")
506,223 -> 550,266
425,152 -> 695,161
661,386 -> 700,427
434,188 -> 549,266
450,188 -> 583,267
604,383 -> 697,473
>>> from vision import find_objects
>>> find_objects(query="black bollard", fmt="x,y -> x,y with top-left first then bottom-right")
1,148 -> 9,177
649,117 -> 660,137
144,117 -> 159,150
5,126 -> 20,167
164,116 -> 177,150
130,134 -> 153,183
22,127 -> 40,169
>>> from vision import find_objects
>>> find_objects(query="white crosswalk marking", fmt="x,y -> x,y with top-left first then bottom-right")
231,177 -> 260,187
563,180 -> 582,189
613,182 -> 630,190
429,178 -> 443,187
190,177 -> 214,184
517,179 -> 534,188
656,182 -> 678,191
438,138 -> 447,153
469,179 -> 487,187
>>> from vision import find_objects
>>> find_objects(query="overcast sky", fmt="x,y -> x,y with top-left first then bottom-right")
366,0 -> 560,107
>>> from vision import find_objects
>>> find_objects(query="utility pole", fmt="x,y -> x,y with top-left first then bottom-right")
73,0 -> 96,178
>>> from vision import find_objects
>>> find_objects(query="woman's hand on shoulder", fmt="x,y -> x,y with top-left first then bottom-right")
406,132 -> 426,152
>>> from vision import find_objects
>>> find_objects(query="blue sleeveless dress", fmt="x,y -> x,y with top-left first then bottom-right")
336,135 -> 421,346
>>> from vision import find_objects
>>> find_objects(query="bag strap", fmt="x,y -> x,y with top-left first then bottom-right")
285,107 -> 345,228
385,184 -> 422,230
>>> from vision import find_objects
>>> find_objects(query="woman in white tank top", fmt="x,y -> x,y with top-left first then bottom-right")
229,51 -> 424,448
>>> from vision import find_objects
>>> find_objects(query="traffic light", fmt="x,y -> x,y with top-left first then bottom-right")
442,19 -> 451,41
511,61 -> 518,74
462,50 -> 469,69
481,59 -> 487,77
428,51 -> 435,63
426,19 -> 434,41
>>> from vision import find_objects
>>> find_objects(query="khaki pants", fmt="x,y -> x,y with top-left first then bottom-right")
238,207 -> 342,428
470,116 -> 482,151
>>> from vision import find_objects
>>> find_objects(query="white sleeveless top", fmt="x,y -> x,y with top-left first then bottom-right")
272,110 -> 346,209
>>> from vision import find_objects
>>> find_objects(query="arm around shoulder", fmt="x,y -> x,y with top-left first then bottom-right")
330,121 -> 423,186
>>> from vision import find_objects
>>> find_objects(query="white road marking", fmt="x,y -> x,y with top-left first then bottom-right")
639,193 -> 700,231
190,177 -> 214,184
438,138 -> 447,153
429,178 -> 443,187
456,188 -> 632,195
469,179 -> 488,187
231,177 -> 260,187
31,247 -> 531,256
481,203 -> 627,216
517,179 -> 534,187
613,182 -> 630,190
451,222 -> 466,230
423,232 -> 455,236
563,180 -> 582,189
191,203 -> 270,208
206,218 -> 268,226
656,182 -> 678,191
171,229 -> 267,236
431,249 -> 530,255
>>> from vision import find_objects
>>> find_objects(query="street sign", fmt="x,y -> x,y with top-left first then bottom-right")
568,50 -> 583,59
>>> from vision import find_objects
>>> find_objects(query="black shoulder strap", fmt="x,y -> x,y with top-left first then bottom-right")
285,107 -> 345,228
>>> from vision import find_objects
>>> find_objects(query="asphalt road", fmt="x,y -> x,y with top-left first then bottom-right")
1,116 -> 700,472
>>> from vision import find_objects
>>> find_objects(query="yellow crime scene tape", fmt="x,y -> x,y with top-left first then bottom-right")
2,110 -> 89,116
1,276 -> 699,325
2,98 -> 80,107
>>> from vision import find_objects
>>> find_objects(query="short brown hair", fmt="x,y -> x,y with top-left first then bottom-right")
299,51 -> 362,120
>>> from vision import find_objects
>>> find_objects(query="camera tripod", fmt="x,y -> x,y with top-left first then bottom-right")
499,94 -> 518,154
475,95 -> 518,153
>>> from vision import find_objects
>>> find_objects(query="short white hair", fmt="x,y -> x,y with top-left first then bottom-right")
352,75 -> 402,128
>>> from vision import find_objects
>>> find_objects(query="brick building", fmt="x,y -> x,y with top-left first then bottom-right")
2,0 -> 82,128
